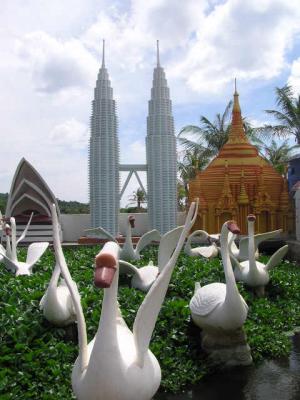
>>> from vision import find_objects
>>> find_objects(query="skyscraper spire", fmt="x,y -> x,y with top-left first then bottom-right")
102,39 -> 105,68
156,40 -> 160,67
146,42 -> 177,233
89,41 -> 120,236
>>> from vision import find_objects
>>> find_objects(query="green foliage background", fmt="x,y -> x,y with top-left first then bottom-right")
0,246 -> 299,399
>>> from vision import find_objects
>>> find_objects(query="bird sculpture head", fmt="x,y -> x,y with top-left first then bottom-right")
247,214 -> 256,222
226,220 -> 240,235
129,215 -> 135,228
94,242 -> 119,288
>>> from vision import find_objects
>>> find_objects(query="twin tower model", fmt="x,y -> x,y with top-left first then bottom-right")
89,41 -> 177,236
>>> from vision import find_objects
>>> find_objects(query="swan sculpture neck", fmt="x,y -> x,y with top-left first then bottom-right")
10,218 -> 17,262
5,224 -> 12,259
49,263 -> 61,288
185,230 -> 208,255
247,217 -> 261,281
220,223 -> 240,307
51,204 -> 88,371
94,257 -> 119,349
125,218 -> 133,245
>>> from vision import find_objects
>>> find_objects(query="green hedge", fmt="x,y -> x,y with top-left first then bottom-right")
0,246 -> 299,398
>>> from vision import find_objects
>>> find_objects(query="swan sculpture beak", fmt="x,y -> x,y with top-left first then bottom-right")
94,252 -> 117,288
226,220 -> 240,235
247,214 -> 256,222
129,215 -> 135,228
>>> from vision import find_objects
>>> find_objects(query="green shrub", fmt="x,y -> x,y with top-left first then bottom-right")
0,246 -> 299,398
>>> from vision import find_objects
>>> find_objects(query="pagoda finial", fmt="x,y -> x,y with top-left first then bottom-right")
102,39 -> 105,68
233,79 -> 240,113
227,81 -> 249,144
157,40 -> 160,67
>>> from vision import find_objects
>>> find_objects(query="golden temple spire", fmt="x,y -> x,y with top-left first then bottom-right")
227,79 -> 249,144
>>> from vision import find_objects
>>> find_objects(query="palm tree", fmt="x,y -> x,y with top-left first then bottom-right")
258,85 -> 300,144
178,101 -> 233,158
127,189 -> 146,211
261,139 -> 299,175
177,182 -> 186,211
178,100 -> 262,159
177,147 -> 210,204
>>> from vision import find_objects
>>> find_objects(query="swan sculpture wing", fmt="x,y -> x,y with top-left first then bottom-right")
157,226 -> 184,272
0,243 -> 5,263
238,229 -> 282,261
190,282 -> 226,316
119,259 -> 140,275
188,230 -> 210,244
0,250 -> 17,272
25,242 -> 49,268
265,244 -> 288,271
133,201 -> 198,367
120,259 -> 159,293
16,212 -> 34,245
135,229 -> 161,257
84,226 -> 117,242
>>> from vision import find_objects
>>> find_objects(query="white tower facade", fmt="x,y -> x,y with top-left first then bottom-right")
146,41 -> 177,233
89,41 -> 120,235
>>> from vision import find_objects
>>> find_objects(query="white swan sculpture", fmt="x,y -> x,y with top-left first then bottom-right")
85,215 -> 161,261
119,226 -> 184,292
51,201 -> 197,400
39,206 -> 76,326
0,213 -> 34,267
0,215 -> 48,276
184,230 -> 219,259
232,215 -> 289,296
190,220 -> 248,331
229,226 -> 282,262
0,211 -> 6,263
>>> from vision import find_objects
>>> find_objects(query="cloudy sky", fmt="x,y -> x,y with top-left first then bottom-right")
1,0 -> 300,205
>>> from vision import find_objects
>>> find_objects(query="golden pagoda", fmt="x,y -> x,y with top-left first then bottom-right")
188,85 -> 291,234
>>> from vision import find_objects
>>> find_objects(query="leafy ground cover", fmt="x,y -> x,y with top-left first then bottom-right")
0,245 -> 300,399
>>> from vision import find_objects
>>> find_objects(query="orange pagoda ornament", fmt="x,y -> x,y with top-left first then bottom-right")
188,85 -> 291,234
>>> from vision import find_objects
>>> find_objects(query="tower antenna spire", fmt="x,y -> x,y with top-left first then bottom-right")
102,39 -> 105,67
234,77 -> 237,94
157,40 -> 160,67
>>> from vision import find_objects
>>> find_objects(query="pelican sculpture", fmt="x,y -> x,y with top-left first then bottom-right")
85,215 -> 161,261
51,201 -> 197,400
232,214 -> 289,296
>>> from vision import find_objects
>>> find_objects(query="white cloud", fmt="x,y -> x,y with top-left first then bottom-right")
1,0 -> 300,205
170,0 -> 300,94
16,31 -> 98,94
288,58 -> 300,95
49,118 -> 89,150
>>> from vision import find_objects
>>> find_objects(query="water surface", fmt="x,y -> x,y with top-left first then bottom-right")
155,334 -> 300,400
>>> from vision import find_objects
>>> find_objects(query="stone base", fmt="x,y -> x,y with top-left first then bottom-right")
201,326 -> 252,366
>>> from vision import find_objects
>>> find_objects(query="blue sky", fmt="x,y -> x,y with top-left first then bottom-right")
1,0 -> 300,205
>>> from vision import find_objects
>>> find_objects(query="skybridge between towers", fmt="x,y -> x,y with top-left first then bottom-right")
119,164 -> 148,199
